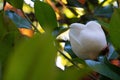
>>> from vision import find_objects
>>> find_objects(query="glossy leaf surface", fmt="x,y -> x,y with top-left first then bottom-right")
34,1 -> 57,32
86,57 -> 120,80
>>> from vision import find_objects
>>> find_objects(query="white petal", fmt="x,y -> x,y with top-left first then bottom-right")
86,21 -> 101,30
69,21 -> 107,59
70,23 -> 85,29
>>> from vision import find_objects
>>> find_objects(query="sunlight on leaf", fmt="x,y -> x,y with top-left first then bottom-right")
0,0 -> 3,10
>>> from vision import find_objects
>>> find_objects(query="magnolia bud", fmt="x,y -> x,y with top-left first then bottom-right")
69,21 -> 107,59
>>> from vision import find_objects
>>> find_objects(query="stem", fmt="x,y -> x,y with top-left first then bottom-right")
21,10 -> 40,33
58,49 -> 80,69
58,49 -> 97,80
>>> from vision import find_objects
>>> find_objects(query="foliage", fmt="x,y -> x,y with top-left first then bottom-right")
110,8 -> 120,52
34,0 -> 58,32
0,0 -> 120,80
5,0 -> 23,9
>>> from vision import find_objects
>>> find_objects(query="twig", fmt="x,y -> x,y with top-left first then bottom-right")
21,10 -> 40,33
58,49 -> 80,69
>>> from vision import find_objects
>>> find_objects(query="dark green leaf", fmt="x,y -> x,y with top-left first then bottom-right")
6,0 -> 23,9
64,41 -> 77,58
109,8 -> 120,52
86,59 -> 120,80
0,12 -> 6,38
0,11 -> 22,62
66,0 -> 83,7
34,1 -> 57,32
104,57 -> 120,75
98,20 -> 109,30
99,75 -> 112,80
88,0 -> 99,6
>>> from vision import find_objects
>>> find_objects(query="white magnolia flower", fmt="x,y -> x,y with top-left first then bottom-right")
69,21 -> 107,59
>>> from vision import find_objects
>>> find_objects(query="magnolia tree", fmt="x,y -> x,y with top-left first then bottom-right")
0,0 -> 120,80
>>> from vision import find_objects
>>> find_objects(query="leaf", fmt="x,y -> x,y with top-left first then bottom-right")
0,12 -> 6,38
107,44 -> 119,59
99,75 -> 112,80
3,33 -> 57,80
34,1 -> 57,32
94,5 -> 113,18
5,10 -> 32,29
109,8 -> 120,52
104,57 -> 120,75
6,0 -> 23,9
66,0 -> 83,7
0,0 -> 4,10
64,41 -> 77,58
0,11 -> 22,62
86,59 -> 120,80
98,20 -> 109,30
3,33 -> 90,80
56,66 -> 91,80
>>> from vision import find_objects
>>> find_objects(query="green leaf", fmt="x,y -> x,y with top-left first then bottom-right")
98,20 -> 109,30
3,33 -> 84,80
109,8 -> 120,52
3,33 -> 90,80
56,66 -> 91,80
5,10 -> 31,29
3,33 -> 57,80
0,11 -> 22,62
86,59 -> 120,80
0,12 -> 6,38
6,0 -> 23,9
104,57 -> 120,75
64,41 -> 77,58
34,1 -> 57,32
66,0 -> 83,7
0,0 -> 4,11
